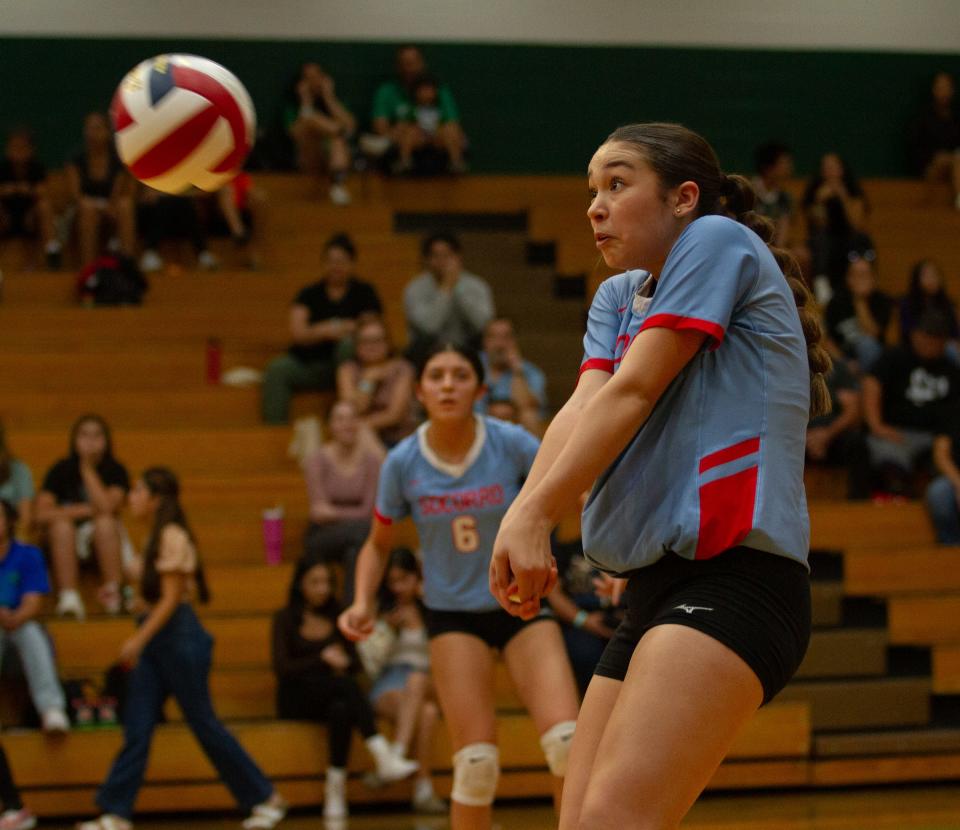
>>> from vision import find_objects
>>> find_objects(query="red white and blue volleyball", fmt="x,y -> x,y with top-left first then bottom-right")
110,54 -> 256,194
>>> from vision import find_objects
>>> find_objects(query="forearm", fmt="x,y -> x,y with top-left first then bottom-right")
407,291 -> 453,336
353,539 -> 390,607
132,593 -> 180,647
547,584 -> 580,624
510,373 -> 538,411
526,379 -> 652,524
12,594 -> 43,626
80,470 -> 119,514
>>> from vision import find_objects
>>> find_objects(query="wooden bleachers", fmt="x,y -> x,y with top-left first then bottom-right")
5,173 -> 960,814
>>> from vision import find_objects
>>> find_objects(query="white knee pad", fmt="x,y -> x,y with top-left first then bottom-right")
540,720 -> 576,777
451,742 -> 500,807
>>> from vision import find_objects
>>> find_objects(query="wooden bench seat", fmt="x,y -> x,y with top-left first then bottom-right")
844,545 -> 960,596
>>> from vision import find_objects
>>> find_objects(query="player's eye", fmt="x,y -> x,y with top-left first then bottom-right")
610,177 -> 625,191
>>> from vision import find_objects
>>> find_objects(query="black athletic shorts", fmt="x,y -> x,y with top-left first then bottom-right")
424,606 -> 554,651
594,546 -> 810,704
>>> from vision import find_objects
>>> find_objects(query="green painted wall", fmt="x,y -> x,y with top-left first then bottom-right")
2,36 -> 957,176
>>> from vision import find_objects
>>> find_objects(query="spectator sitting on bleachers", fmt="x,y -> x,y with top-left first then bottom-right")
285,62 -> 356,206
0,742 -> 34,830
805,357 -> 872,501
302,400 -> 382,606
392,74 -> 466,176
403,231 -> 494,364
371,46 -> 466,175
751,140 -> 795,248
824,241 -> 894,372
66,112 -> 136,266
0,419 -> 35,533
271,556 -> 418,821
262,233 -> 382,424
900,259 -> 959,356
0,499 -> 69,734
336,317 -> 417,449
478,317 -> 547,435
137,188 -> 218,274
34,414 -> 131,619
863,310 -> 960,497
203,173 -> 263,270
802,152 -> 869,297
0,126 -> 61,269
358,548 -> 445,814
927,407 -> 960,544
911,71 -> 960,209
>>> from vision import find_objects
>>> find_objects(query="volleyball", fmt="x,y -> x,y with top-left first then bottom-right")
110,54 -> 256,194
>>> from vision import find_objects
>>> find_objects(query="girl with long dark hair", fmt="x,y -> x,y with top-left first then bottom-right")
77,467 -> 286,830
272,555 -> 417,820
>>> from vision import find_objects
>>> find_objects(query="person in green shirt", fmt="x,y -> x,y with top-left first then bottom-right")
285,62 -> 356,205
370,46 -> 466,174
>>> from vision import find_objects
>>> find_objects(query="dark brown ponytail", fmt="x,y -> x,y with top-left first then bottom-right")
606,123 -> 831,417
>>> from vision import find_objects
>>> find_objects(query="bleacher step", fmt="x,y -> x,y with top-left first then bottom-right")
815,727 -> 960,758
777,677 -> 931,731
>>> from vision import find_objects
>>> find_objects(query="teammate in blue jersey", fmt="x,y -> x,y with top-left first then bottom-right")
489,123 -> 832,829
339,343 -> 579,830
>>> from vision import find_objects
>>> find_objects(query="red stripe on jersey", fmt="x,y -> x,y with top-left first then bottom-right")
639,313 -> 725,350
578,357 -> 615,378
373,508 -> 393,526
699,436 -> 761,474
128,104 -> 220,181
696,464 -> 757,559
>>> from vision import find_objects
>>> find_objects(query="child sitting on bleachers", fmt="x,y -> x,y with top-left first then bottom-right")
358,548 -> 444,814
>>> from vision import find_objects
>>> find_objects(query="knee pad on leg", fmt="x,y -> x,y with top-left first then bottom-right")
451,742 -> 499,807
540,720 -> 576,777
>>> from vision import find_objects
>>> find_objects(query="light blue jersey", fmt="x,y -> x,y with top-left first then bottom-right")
580,215 -> 810,574
375,415 -> 540,612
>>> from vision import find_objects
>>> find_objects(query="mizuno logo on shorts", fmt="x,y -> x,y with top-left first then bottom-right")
674,604 -> 714,614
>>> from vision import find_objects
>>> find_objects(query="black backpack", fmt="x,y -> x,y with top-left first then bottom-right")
77,254 -> 148,306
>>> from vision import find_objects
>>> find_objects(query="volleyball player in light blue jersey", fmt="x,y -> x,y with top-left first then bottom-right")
339,343 -> 579,830
490,123 -> 832,829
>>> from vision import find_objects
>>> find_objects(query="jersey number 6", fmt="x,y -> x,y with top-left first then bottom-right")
451,515 -> 480,553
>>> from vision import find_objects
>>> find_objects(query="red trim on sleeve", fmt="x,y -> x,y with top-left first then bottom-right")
578,358 -> 615,378
699,436 -> 761,474
638,313 -> 725,350
373,508 -> 393,526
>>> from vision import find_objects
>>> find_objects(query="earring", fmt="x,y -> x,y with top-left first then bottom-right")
675,208 -> 681,215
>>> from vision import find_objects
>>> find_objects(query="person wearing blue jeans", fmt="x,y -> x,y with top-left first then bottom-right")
927,429 -> 960,544
77,468 -> 286,830
0,499 -> 69,734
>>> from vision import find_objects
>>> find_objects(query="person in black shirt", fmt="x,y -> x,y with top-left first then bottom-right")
864,311 -> 960,496
802,153 -> 869,293
66,112 -> 136,265
900,259 -> 960,347
910,71 -> 960,209
261,233 -> 382,424
927,405 -> 960,544
271,556 -> 417,820
824,243 -> 893,371
0,126 -> 61,268
34,414 -> 130,619
806,357 -> 871,500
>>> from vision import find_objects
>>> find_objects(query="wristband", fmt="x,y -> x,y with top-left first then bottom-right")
572,610 -> 588,629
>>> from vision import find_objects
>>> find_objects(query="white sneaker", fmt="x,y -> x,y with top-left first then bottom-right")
139,249 -> 163,273
42,708 -> 70,734
323,767 -> 348,820
329,184 -> 352,206
366,735 -> 419,782
241,794 -> 287,829
56,589 -> 86,621
412,778 -> 446,814
0,808 -> 37,830
197,250 -> 219,271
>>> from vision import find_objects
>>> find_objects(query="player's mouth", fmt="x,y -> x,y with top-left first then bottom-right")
595,232 -> 613,247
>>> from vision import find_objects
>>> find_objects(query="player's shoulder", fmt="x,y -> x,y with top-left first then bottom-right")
594,269 -> 648,305
383,430 -> 423,472
684,214 -> 759,250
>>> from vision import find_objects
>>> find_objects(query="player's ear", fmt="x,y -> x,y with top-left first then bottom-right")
673,181 -> 700,218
